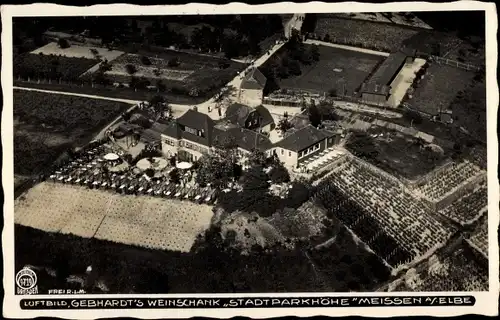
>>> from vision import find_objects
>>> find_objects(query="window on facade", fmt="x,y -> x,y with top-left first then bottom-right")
281,149 -> 284,155
288,151 -> 291,157
184,126 -> 198,135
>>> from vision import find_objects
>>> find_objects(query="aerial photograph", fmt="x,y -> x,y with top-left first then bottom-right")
12,11 -> 488,294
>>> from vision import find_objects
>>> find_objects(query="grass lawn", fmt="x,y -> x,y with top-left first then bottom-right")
14,90 -> 130,176
278,44 -> 383,94
346,127 -> 450,180
406,63 -> 476,115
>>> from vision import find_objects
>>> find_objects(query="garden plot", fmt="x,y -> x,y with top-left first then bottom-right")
106,54 -> 195,81
31,42 -> 124,61
15,182 -> 214,253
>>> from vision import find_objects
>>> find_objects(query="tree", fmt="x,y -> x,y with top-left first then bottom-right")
310,45 -> 320,61
58,38 -> 70,49
288,59 -> 302,76
149,95 -> 172,122
169,168 -> 181,184
277,117 -> 293,135
402,108 -> 423,125
167,57 -> 180,67
125,64 -> 137,75
308,101 -> 322,127
141,55 -> 152,65
269,164 -> 290,184
323,34 -> 331,42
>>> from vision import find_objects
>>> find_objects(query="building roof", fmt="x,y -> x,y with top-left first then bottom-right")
213,127 -> 273,152
176,109 -> 215,146
241,67 -> 267,90
254,105 -> 274,126
274,125 -> 336,152
225,103 -> 253,127
225,103 -> 275,127
140,128 -> 162,143
359,82 -> 391,96
364,51 -> 408,91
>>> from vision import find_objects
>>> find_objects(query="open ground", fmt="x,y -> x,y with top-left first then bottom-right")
407,64 -> 477,115
31,42 -> 124,61
278,44 -> 384,94
15,182 -> 214,252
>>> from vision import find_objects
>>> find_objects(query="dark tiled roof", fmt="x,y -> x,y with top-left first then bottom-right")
364,51 -> 408,90
225,103 -> 253,127
176,109 -> 215,146
275,125 -> 335,152
140,128 -> 161,143
225,103 -> 275,128
359,82 -> 391,95
214,127 -> 273,152
241,67 -> 267,90
254,105 -> 274,126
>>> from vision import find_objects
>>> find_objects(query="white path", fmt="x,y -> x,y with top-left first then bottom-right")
304,39 -> 390,57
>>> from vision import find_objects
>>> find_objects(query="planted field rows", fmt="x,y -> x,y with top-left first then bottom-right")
14,90 -> 130,176
390,243 -> 488,292
315,157 -> 454,266
314,17 -> 419,52
415,160 -> 484,203
15,182 -> 214,252
467,219 -> 488,259
438,183 -> 487,226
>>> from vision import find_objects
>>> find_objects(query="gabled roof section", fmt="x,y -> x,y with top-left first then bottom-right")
225,103 -> 253,127
213,127 -> 273,152
254,105 -> 274,126
274,125 -> 335,152
241,67 -> 267,90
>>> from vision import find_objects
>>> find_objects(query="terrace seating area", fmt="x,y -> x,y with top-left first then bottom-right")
439,183 -> 488,226
467,219 -> 489,259
315,157 -> 453,266
297,148 -> 346,173
416,161 -> 484,202
44,141 -> 219,205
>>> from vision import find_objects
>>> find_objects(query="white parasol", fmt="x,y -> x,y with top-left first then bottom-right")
103,153 -> 119,161
176,161 -> 193,170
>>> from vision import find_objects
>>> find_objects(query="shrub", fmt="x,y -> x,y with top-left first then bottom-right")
58,38 -> 70,49
125,64 -> 137,75
141,56 -> 152,65
167,57 -> 180,67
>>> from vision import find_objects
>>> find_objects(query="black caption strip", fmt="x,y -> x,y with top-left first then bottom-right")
21,296 -> 475,309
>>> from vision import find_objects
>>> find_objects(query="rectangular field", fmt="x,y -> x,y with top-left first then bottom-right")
14,90 -> 130,176
31,42 -> 124,61
14,53 -> 99,81
407,64 -> 476,115
314,16 -> 419,52
14,182 -> 214,252
279,44 -> 384,94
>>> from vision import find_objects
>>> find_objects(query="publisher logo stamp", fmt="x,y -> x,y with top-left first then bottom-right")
16,267 -> 38,295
